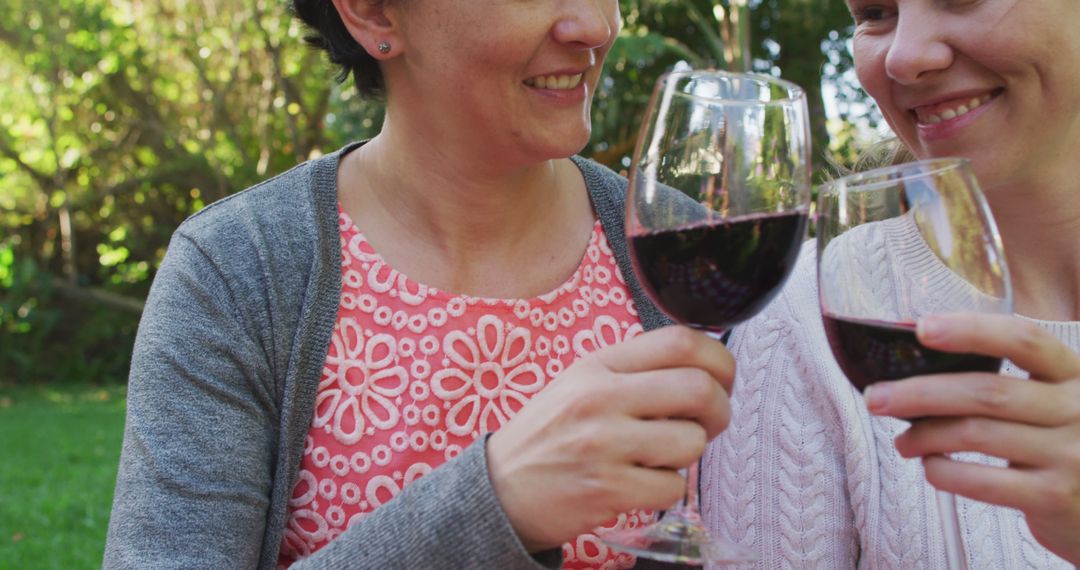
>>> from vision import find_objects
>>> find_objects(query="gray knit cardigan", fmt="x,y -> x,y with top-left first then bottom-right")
103,142 -> 672,569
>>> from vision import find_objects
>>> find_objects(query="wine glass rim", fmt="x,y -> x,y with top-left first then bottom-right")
659,69 -> 806,105
817,157 -> 972,195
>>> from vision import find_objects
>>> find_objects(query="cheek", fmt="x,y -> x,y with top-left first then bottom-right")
853,41 -> 908,122
852,40 -> 886,99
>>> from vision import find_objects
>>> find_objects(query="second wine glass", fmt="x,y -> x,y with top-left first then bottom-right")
816,158 -> 1013,570
601,69 -> 812,565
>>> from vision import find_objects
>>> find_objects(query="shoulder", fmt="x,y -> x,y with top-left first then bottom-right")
572,156 -> 628,246
178,158 -> 320,247
169,149 -> 345,273
571,155 -> 627,199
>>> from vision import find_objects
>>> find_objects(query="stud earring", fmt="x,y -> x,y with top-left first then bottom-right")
377,41 -> 391,55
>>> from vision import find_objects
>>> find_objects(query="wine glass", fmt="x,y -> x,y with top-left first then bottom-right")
816,158 -> 1013,570
602,69 -> 812,565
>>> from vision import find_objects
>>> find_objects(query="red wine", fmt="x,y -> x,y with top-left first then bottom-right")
822,314 -> 1002,391
630,211 -> 807,332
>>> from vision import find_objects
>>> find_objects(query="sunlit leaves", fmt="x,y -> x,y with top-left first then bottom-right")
0,0 -> 358,288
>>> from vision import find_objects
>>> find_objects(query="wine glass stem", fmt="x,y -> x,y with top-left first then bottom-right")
677,461 -> 702,518
936,490 -> 968,570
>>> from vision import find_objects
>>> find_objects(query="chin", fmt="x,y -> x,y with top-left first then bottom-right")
534,131 -> 592,161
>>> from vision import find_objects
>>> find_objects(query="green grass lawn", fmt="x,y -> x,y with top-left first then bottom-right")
0,383 -> 127,569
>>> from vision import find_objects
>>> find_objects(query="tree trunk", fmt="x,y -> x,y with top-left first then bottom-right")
57,202 -> 77,285
720,0 -> 752,72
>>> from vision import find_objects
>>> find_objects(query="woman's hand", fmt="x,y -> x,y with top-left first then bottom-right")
864,313 -> 1080,564
486,325 -> 734,552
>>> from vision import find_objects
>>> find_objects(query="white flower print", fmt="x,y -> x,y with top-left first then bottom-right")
572,315 -> 644,357
431,315 -> 545,436
362,462 -> 431,510
283,219 -> 647,569
315,318 -> 408,445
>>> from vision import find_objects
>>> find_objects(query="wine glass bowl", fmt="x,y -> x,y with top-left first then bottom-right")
603,69 -> 812,565
626,71 -> 812,335
817,158 -> 1012,391
815,158 -> 1012,570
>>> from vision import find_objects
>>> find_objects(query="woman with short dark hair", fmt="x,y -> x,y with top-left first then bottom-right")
103,1 -> 735,569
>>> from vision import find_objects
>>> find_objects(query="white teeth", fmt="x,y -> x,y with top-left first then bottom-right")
916,93 -> 994,125
525,73 -> 584,90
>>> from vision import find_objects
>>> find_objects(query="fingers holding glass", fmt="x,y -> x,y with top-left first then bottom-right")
914,313 -> 1080,383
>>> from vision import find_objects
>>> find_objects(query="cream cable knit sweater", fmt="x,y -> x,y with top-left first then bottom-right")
701,232 -> 1076,569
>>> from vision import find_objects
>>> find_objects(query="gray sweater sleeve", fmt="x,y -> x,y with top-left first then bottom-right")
294,435 -> 561,570
104,158 -> 560,569
104,232 -> 279,568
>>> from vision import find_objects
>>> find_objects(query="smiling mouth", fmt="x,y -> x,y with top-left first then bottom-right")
523,73 -> 584,90
912,89 -> 1002,125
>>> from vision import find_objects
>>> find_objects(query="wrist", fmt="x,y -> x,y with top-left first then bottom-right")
485,431 -> 553,553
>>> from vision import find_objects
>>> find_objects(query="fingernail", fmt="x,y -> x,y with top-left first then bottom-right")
917,316 -> 945,342
865,383 -> 890,414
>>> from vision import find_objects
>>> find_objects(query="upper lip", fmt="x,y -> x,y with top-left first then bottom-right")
906,87 -> 1001,112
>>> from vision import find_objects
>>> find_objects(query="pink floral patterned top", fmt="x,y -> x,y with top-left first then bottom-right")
278,207 -> 653,569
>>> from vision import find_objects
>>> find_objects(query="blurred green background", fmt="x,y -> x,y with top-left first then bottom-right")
0,0 -> 882,566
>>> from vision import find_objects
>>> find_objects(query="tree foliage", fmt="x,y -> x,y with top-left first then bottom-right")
0,0 -> 868,385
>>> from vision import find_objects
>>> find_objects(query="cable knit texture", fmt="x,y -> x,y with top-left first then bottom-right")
702,227 -> 1076,568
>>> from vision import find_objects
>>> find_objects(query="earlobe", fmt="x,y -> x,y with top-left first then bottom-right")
330,0 -> 400,58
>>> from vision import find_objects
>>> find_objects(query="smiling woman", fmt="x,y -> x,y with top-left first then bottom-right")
848,0 -> 1080,195
702,0 -> 1080,567
101,1 -> 738,569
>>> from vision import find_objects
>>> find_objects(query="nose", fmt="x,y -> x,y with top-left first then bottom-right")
552,0 -> 619,49
884,11 -> 953,84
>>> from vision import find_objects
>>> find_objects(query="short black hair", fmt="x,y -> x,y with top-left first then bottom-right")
291,0 -> 385,98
